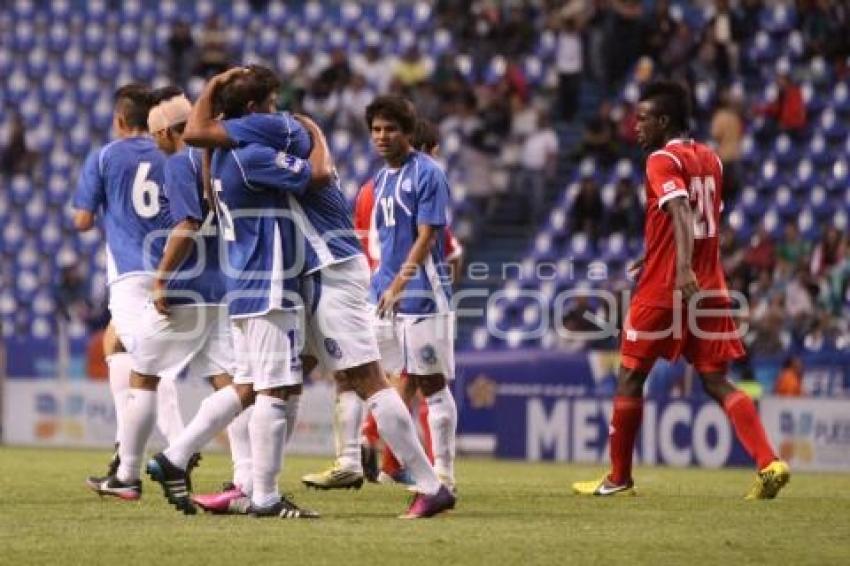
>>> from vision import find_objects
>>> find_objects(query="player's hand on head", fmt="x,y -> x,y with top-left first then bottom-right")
213,66 -> 248,86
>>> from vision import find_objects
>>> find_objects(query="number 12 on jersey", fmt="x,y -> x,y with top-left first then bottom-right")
689,176 -> 717,239
380,196 -> 396,227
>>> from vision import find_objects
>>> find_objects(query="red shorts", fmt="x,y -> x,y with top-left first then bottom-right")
619,303 -> 745,374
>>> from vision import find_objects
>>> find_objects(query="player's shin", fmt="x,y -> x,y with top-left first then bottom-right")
106,352 -> 133,444
336,390 -> 364,471
723,390 -> 777,469
156,377 -> 185,444
164,385 -> 242,470
368,387 -> 442,495
226,406 -> 253,494
117,387 -> 158,483
609,395 -> 644,485
426,385 -> 457,486
250,394 -> 288,508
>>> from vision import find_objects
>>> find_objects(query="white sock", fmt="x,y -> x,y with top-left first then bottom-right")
164,386 -> 242,470
368,387 -> 441,495
335,391 -> 363,472
226,406 -> 253,495
427,386 -> 458,483
284,395 -> 300,445
155,378 -> 185,444
116,388 -> 157,483
106,353 -> 132,444
250,394 -> 288,508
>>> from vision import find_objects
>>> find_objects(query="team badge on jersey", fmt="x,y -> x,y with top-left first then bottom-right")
275,151 -> 303,173
324,337 -> 343,360
420,344 -> 437,365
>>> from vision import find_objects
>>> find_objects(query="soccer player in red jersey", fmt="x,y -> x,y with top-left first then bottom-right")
574,81 -> 790,499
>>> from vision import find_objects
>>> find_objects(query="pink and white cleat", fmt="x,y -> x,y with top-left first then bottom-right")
192,482 -> 248,514
399,485 -> 456,519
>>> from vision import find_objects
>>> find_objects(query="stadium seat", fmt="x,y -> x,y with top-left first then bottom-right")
833,82 -> 850,115
775,186 -> 800,218
820,108 -> 847,141
809,186 -> 831,218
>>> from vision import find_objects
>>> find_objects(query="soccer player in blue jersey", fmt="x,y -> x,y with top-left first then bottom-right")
73,84 -> 186,499
180,66 -> 454,519
366,95 -> 459,495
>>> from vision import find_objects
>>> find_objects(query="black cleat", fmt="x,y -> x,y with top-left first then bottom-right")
362,444 -> 379,483
185,452 -> 202,492
249,494 -> 320,519
106,443 -> 121,477
145,452 -> 196,515
85,474 -> 142,501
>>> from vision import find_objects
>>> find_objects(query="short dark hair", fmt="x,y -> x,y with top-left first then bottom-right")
114,83 -> 154,130
639,80 -> 692,133
215,65 -> 281,119
365,95 -> 416,134
151,85 -> 184,105
412,119 -> 439,153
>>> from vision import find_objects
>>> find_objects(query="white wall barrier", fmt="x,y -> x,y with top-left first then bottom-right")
2,378 -> 336,456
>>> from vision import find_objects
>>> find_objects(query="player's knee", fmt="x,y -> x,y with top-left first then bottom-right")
130,371 -> 160,390
415,373 -> 447,397
234,384 -> 255,407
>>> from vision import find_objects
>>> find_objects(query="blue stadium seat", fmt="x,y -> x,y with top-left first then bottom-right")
47,22 -> 71,54
807,132 -> 831,167
740,186 -> 765,218
749,31 -> 777,64
809,186 -> 832,219
829,159 -> 850,192
833,82 -> 850,115
819,108 -> 847,141
761,5 -> 796,34
759,158 -> 784,191
13,20 -> 36,54
775,186 -> 800,218
797,207 -> 817,240
794,158 -> 817,191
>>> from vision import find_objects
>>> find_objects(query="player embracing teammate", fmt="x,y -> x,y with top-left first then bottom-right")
573,81 -> 790,500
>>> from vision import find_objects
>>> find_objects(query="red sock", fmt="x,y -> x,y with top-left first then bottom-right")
609,396 -> 643,485
361,411 -> 380,445
418,398 -> 434,464
723,390 -> 776,470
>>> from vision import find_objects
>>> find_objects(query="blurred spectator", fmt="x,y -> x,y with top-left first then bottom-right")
803,311 -> 837,352
608,0 -> 644,88
720,225 -> 747,278
711,87 -> 745,205
798,0 -> 833,58
338,74 -> 374,139
607,178 -> 642,238
1,112 -> 38,177
643,0 -> 676,63
748,294 -> 787,355
317,48 -> 352,93
775,357 -> 803,396
576,102 -> 618,165
392,46 -> 432,88
499,4 -> 535,57
584,0 -> 613,85
785,266 -> 815,328
570,176 -> 604,242
659,21 -> 695,82
745,226 -> 777,274
195,16 -> 230,78
759,72 -> 807,134
553,12 -> 584,122
54,265 -> 91,323
777,222 -> 811,266
167,19 -> 194,88
302,77 -> 340,131
810,226 -> 844,277
516,111 -> 558,222
351,41 -> 392,93
705,0 -> 738,81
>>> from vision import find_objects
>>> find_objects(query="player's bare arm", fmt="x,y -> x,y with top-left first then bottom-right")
665,197 -> 699,303
376,224 -> 439,317
293,113 -> 334,188
183,67 -> 247,148
626,254 -> 645,278
151,218 -> 202,315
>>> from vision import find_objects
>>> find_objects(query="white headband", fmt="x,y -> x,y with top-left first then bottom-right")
148,95 -> 192,133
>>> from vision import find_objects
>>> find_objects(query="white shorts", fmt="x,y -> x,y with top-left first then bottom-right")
108,275 -> 153,354
231,309 -> 303,390
132,304 -> 235,380
376,312 -> 455,380
302,256 -> 381,372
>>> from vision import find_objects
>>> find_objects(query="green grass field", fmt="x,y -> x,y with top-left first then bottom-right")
1,447 -> 849,566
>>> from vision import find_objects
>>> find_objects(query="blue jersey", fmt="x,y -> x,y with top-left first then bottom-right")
211,142 -> 313,317
162,147 -> 225,306
73,137 -> 172,283
224,113 -> 362,273
370,151 -> 452,314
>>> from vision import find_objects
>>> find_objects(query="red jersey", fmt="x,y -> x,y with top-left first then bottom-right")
633,139 -> 729,308
354,179 -> 461,272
